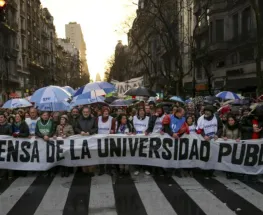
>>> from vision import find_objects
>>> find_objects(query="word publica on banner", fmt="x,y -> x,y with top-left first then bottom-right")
218,140 -> 263,166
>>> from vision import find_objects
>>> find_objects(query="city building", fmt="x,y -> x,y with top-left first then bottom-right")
65,22 -> 89,77
95,72 -> 101,82
191,0 -> 263,97
0,0 -> 20,101
57,38 -> 81,87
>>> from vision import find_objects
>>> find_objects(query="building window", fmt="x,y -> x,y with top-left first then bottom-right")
233,13 -> 239,38
239,48 -> 254,63
242,7 -> 252,35
196,67 -> 203,80
210,22 -> 213,42
215,19 -> 224,42
231,53 -> 238,64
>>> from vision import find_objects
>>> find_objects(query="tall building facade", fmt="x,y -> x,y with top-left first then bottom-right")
190,0 -> 263,97
65,22 -> 89,76
0,0 -> 84,102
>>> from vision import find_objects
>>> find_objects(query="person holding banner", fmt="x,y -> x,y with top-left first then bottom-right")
0,112 -> 13,180
97,106 -> 115,176
75,106 -> 98,176
25,107 -> 39,137
146,105 -> 165,134
222,114 -> 241,179
54,115 -> 74,177
12,114 -> 30,138
133,107 -> 150,176
116,113 -> 135,176
196,105 -> 223,141
196,105 -> 223,177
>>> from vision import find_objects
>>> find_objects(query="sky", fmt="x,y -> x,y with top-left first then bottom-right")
41,0 -> 137,81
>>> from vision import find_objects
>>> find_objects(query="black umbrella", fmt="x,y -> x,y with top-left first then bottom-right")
124,87 -> 157,97
104,96 -> 118,104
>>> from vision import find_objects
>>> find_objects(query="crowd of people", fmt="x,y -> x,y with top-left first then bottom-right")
0,99 -> 262,182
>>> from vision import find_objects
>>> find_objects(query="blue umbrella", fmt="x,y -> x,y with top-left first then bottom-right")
30,86 -> 71,103
35,100 -> 70,112
216,91 -> 240,100
110,99 -> 133,107
70,93 -> 106,107
170,96 -> 184,103
63,86 -> 75,96
2,99 -> 32,109
74,82 -> 115,97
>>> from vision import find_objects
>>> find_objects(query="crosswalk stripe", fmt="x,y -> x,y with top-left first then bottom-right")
33,174 -> 74,215
131,174 -> 177,215
0,176 -> 36,215
172,176 -> 236,215
89,175 -> 117,215
194,175 -> 263,215
215,175 -> 263,212
113,174 -> 148,215
241,180 -> 263,195
154,175 -> 206,215
0,176 -> 18,195
62,171 -> 92,215
7,175 -> 54,215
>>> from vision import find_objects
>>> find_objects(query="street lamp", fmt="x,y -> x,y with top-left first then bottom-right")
0,0 -> 6,8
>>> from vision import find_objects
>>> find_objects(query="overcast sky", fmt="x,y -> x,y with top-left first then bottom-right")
41,0 -> 137,80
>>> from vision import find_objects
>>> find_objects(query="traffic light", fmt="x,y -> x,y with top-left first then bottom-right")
0,0 -> 7,22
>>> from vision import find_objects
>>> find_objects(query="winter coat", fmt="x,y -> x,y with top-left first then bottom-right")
35,119 -> 56,138
75,115 -> 98,135
223,124 -> 241,140
0,122 -> 12,135
12,121 -> 30,138
240,116 -> 263,140
55,124 -> 74,137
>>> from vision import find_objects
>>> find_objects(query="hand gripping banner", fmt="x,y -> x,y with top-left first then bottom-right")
0,134 -> 263,175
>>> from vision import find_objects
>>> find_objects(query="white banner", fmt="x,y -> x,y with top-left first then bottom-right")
0,134 -> 263,174
111,76 -> 144,97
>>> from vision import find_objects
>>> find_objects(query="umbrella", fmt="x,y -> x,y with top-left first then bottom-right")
105,96 -> 118,104
35,100 -> 70,112
30,86 -> 71,103
170,96 -> 184,103
216,91 -> 240,100
70,93 -> 106,107
110,99 -> 133,107
124,87 -> 157,97
63,86 -> 75,95
74,82 -> 115,97
2,99 -> 32,109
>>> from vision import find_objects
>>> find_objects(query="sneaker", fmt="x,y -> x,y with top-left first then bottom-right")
144,170 -> 151,176
133,171 -> 140,176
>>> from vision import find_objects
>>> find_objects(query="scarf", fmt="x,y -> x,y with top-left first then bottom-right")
59,124 -> 66,136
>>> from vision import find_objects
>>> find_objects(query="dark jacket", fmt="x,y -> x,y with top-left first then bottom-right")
12,121 -> 30,138
240,115 -> 263,140
68,115 -> 79,133
146,115 -> 164,133
0,122 -> 12,135
75,115 -> 98,135
35,119 -> 56,138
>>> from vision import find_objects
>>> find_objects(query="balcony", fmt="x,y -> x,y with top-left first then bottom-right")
21,28 -> 26,36
41,30 -> 49,39
228,29 -> 257,49
209,41 -> 228,53
43,47 -> 50,54
8,0 -> 18,10
22,48 -> 28,56
208,0 -> 227,15
194,24 -> 209,36
20,10 -> 26,18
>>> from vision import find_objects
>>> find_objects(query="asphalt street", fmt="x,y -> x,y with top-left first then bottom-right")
0,171 -> 263,215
